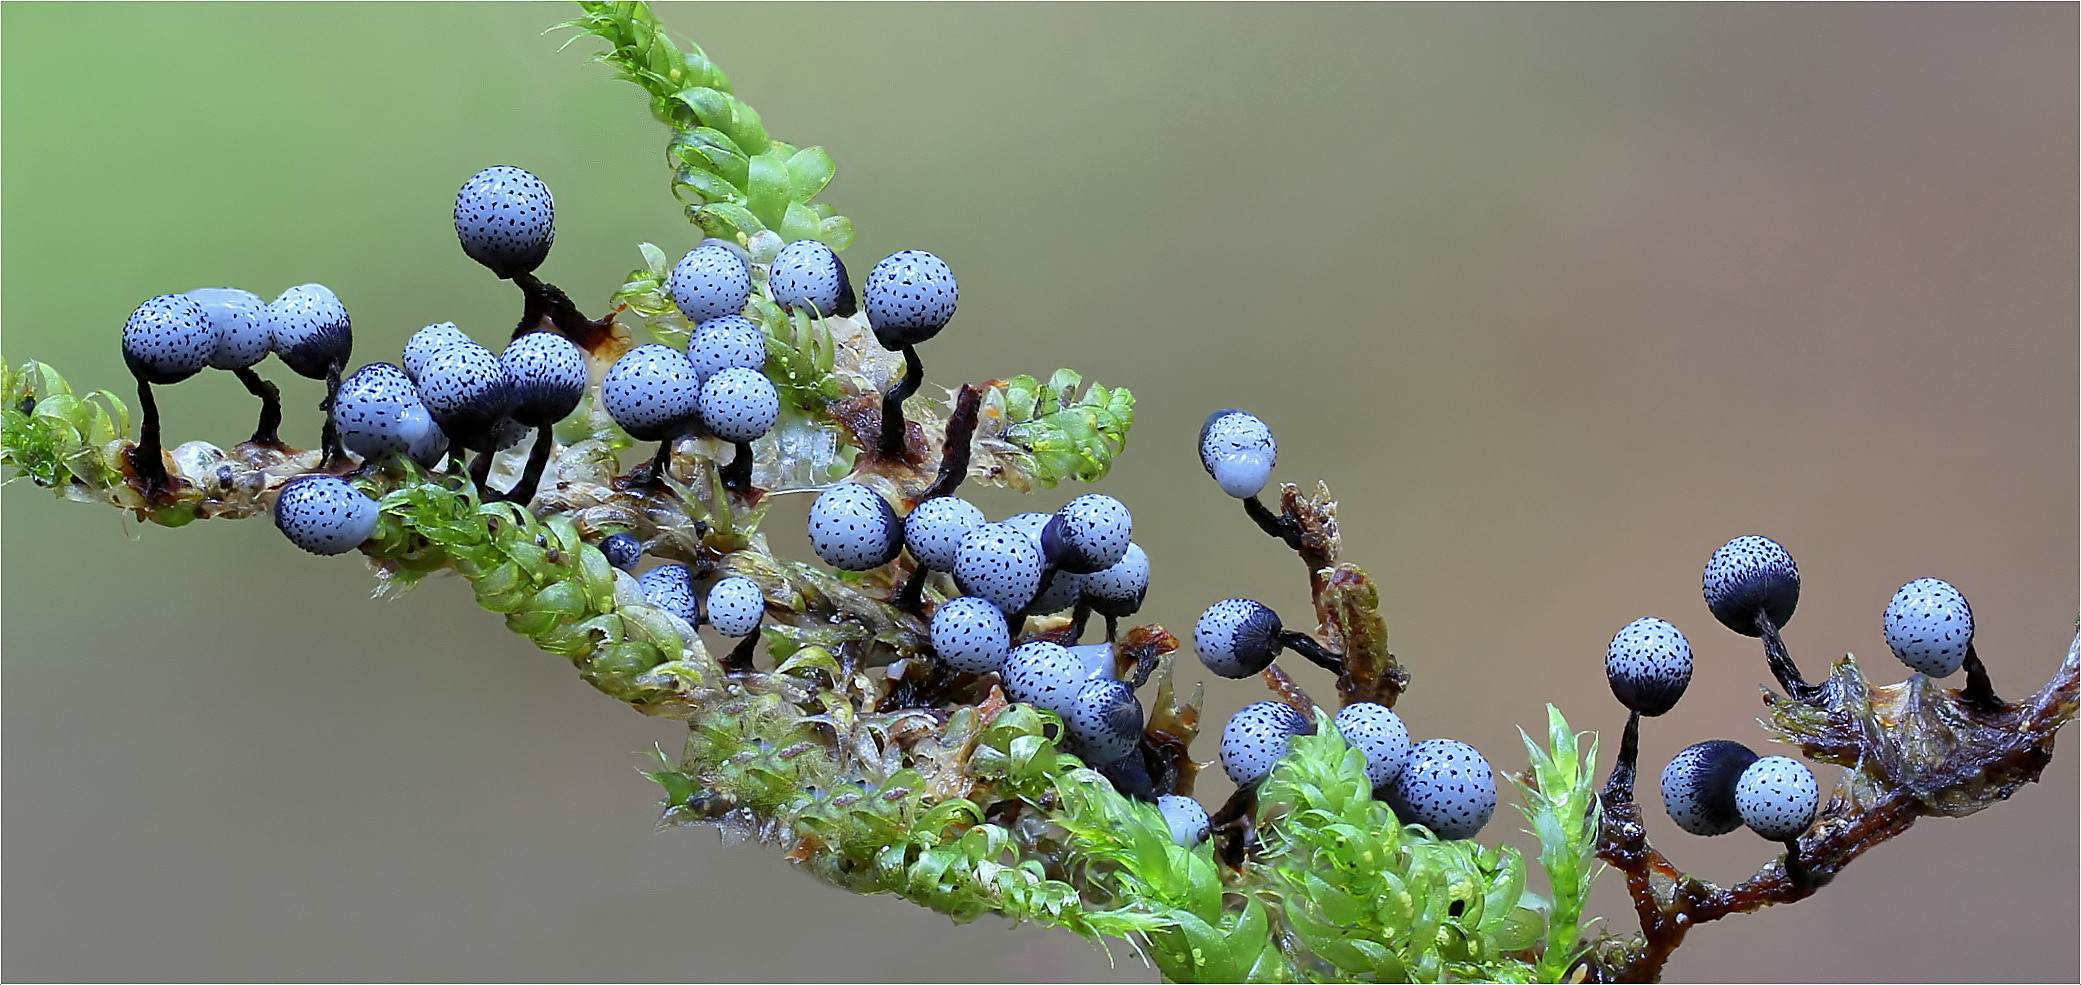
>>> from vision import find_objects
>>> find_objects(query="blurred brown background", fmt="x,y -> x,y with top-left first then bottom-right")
4,4 -> 2074,981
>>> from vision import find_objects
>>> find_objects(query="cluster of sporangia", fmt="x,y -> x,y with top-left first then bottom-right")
1604,533 -> 2002,885
115,160 -> 1511,855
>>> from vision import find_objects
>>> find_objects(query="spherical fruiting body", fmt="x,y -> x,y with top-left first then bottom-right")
402,322 -> 472,383
685,315 -> 768,384
903,496 -> 987,572
1659,739 -> 1759,837
1041,494 -> 1133,574
668,243 -> 752,323
185,287 -> 271,371
1703,535 -> 1800,636
705,577 -> 766,637
862,249 -> 957,350
1064,678 -> 1144,765
1220,700 -> 1313,788
601,344 -> 701,442
499,331 -> 586,427
334,362 -> 446,466
1884,577 -> 1975,678
263,283 -> 352,380
1333,702 -> 1412,789
1199,409 -> 1276,500
1000,640 -> 1084,717
122,294 -> 216,385
769,239 -> 854,317
415,342 -> 514,451
1384,738 -> 1497,840
1734,755 -> 1820,841
807,483 -> 904,571
453,165 -> 555,278
1195,598 -> 1283,678
1157,795 -> 1211,847
1081,542 -> 1150,619
637,564 -> 699,625
952,523 -> 1045,616
1606,617 -> 1694,717
1002,512 -> 1082,614
697,367 -> 780,443
598,533 -> 642,571
272,475 -> 380,556
929,596 -> 1011,675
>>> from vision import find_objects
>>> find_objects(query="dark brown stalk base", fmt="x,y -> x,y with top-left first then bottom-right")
232,367 -> 286,448
876,345 -> 924,460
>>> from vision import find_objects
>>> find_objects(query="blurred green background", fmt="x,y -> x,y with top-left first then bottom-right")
5,4 -> 2074,981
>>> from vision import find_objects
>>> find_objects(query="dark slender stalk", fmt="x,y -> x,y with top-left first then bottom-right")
1068,599 -> 1092,642
1960,643 -> 2005,712
502,425 -> 558,505
1243,493 -> 1304,551
1602,709 -> 1642,803
318,360 -> 348,471
877,344 -> 925,459
1781,840 -> 1812,890
1755,610 -> 1818,701
720,440 -> 753,493
1278,630 -> 1344,675
513,272 -> 604,346
920,384 -> 983,500
633,438 -> 675,489
721,632 -> 759,674
232,368 -> 284,447
468,448 -> 495,498
128,376 -> 172,500
896,563 -> 931,614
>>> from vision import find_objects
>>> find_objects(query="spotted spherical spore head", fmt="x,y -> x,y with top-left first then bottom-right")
1220,700 -> 1313,788
636,564 -> 699,625
1195,598 -> 1284,679
705,576 -> 766,637
930,595 -> 1011,675
272,475 -> 379,556
769,239 -> 855,318
454,165 -> 555,278
686,315 -> 768,384
1041,494 -> 1133,574
396,402 -> 449,468
1734,755 -> 1819,842
1065,678 -> 1144,766
1703,535 -> 1800,636
1199,409 -> 1276,500
903,496 -> 987,572
1383,739 -> 1497,840
263,284 -> 352,380
862,249 -> 957,350
668,243 -> 752,323
334,362 -> 431,463
952,523 -> 1046,616
499,331 -> 586,427
1333,702 -> 1412,790
1884,577 -> 1975,678
1606,617 -> 1694,717
184,287 -> 270,371
402,322 -> 472,383
121,294 -> 216,385
601,344 -> 701,442
697,367 -> 780,443
1659,739 -> 1758,837
1157,795 -> 1210,847
1081,542 -> 1150,619
416,342 -> 514,451
997,512 -> 1082,614
1000,640 -> 1085,718
598,533 -> 643,571
807,483 -> 904,571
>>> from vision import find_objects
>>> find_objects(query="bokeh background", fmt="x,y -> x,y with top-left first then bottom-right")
5,4 -> 2074,981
